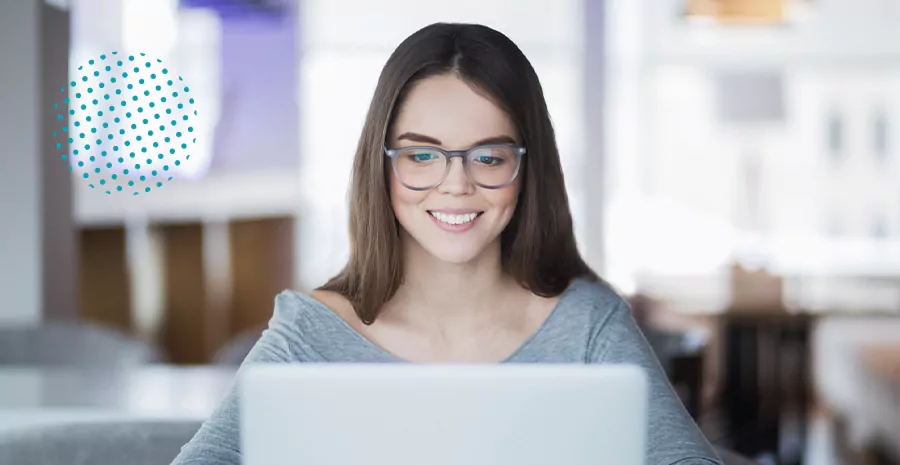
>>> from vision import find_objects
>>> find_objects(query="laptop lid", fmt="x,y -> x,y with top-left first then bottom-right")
240,363 -> 647,465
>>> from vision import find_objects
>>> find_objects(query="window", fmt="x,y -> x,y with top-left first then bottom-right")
872,214 -> 889,238
827,109 -> 844,160
873,107 -> 889,159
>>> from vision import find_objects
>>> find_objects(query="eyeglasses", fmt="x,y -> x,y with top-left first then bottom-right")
383,144 -> 526,191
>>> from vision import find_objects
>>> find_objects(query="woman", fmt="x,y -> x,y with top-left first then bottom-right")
172,22 -> 722,465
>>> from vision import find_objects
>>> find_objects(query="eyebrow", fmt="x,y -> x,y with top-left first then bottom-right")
396,132 -> 518,147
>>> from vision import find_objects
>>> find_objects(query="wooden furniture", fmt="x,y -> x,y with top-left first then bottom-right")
159,222 -> 210,364
859,346 -> 900,382
228,217 -> 294,339
77,215 -> 295,365
857,345 -> 900,465
79,226 -> 131,332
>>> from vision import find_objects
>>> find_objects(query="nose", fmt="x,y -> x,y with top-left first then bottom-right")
437,156 -> 474,195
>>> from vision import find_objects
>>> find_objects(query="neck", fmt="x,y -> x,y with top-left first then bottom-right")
385,231 -> 519,330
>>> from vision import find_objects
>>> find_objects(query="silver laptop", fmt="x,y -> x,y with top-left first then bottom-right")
239,363 -> 647,465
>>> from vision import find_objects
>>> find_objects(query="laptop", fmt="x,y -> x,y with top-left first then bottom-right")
239,363 -> 647,465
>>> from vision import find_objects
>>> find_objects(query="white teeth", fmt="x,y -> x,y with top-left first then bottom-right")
430,211 -> 479,225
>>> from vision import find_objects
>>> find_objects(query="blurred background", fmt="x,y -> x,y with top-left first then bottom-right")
1,0 -> 899,464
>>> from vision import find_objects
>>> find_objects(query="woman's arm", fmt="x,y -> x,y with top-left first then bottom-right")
588,298 -> 724,465
169,293 -> 298,465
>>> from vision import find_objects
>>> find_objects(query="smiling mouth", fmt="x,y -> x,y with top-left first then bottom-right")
428,211 -> 484,225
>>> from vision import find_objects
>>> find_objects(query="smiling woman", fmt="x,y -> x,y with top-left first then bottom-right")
170,22 -> 724,465
317,26 -> 596,326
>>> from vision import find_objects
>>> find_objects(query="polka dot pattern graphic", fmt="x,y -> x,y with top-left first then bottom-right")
54,52 -> 198,196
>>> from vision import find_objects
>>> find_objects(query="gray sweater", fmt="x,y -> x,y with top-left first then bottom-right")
171,278 -> 723,465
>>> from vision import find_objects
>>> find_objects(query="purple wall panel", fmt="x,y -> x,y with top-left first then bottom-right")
208,11 -> 299,173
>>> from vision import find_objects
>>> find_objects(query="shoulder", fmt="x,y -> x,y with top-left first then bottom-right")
556,277 -> 639,353
268,289 -> 347,338
272,289 -> 318,319
251,289 -> 358,362
560,276 -> 631,323
273,288 -> 366,337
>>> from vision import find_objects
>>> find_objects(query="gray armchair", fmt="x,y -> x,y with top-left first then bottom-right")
0,321 -> 165,367
0,420 -> 201,465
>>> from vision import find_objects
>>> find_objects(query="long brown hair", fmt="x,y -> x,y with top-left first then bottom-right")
318,22 -> 599,324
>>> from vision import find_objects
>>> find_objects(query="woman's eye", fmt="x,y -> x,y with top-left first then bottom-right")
412,153 -> 435,162
475,156 -> 499,165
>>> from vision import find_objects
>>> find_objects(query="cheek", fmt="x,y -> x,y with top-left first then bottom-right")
389,172 -> 427,216
487,180 -> 520,214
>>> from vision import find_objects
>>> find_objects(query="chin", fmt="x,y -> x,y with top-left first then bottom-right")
422,243 -> 485,264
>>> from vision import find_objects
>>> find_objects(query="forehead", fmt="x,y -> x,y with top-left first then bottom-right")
390,74 -> 518,148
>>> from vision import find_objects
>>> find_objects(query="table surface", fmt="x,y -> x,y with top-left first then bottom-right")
0,365 -> 236,433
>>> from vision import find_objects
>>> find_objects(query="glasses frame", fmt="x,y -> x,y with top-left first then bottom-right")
383,144 -> 527,191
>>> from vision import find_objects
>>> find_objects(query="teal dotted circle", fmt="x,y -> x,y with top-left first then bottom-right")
54,51 -> 198,195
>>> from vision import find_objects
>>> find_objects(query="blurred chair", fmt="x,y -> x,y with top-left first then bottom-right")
0,320 -> 166,367
212,325 -> 264,366
630,294 -> 708,420
0,418 -> 754,465
0,420 -> 200,465
644,328 -> 707,420
813,315 -> 900,464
